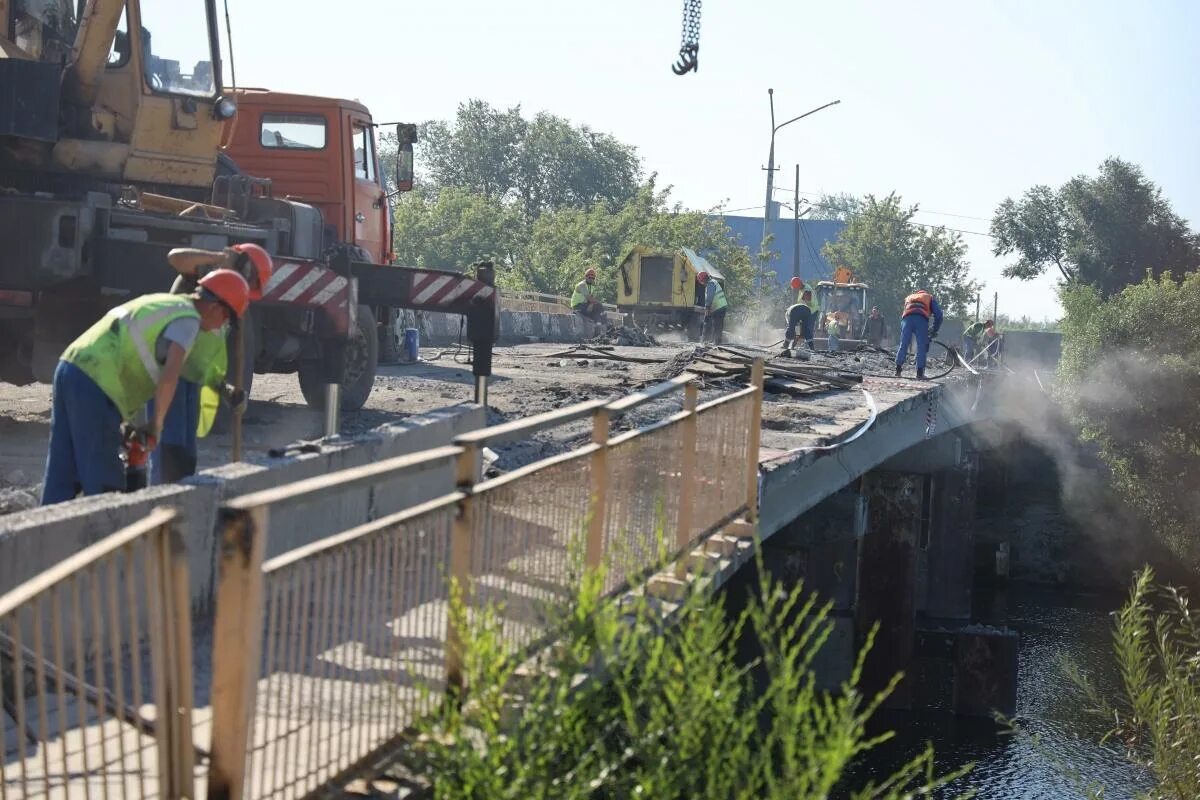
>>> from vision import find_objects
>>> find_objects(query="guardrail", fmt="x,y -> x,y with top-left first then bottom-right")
207,362 -> 763,799
0,362 -> 764,800
502,289 -> 622,317
0,508 -> 194,799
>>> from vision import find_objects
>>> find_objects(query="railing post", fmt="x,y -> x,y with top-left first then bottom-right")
585,408 -> 610,572
445,443 -> 479,697
746,358 -> 765,524
674,382 -> 699,579
159,519 -> 196,800
207,505 -> 268,800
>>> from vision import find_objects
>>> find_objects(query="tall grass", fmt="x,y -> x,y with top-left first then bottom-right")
1066,567 -> 1200,799
406,559 -> 971,799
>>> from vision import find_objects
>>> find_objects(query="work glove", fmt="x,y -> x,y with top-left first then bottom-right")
120,423 -> 159,452
221,384 -> 248,414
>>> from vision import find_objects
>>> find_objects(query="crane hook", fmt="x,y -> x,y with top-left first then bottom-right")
672,44 -> 699,75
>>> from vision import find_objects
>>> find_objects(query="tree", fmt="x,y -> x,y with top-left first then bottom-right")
821,193 -> 979,319
1057,272 -> 1200,568
391,187 -> 526,274
807,192 -> 863,222
415,100 -> 641,218
991,158 -> 1200,296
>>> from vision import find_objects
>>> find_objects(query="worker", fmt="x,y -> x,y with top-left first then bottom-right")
698,271 -> 728,344
982,320 -> 1001,368
782,301 -> 812,354
571,267 -> 605,336
825,314 -> 842,352
149,244 -> 273,483
894,288 -> 943,380
41,271 -> 251,505
961,319 -> 990,365
861,306 -> 886,348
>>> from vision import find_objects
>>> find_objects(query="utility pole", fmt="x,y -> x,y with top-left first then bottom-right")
793,164 -> 801,281
975,293 -> 981,323
993,291 -> 998,324
758,91 -> 841,296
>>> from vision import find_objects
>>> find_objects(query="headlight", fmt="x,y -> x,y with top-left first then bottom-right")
213,96 -> 237,121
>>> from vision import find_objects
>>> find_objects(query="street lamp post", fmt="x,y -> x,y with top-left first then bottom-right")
759,90 -> 841,292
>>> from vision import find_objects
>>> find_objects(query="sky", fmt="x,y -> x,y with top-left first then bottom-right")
205,0 -> 1199,321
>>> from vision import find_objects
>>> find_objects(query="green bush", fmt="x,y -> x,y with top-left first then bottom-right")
1057,273 -> 1200,568
1067,568 -> 1200,799
406,565 -> 970,799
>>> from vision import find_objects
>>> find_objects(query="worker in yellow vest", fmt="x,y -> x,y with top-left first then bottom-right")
149,244 -> 273,483
698,270 -> 728,344
571,267 -> 605,337
40,271 -> 251,505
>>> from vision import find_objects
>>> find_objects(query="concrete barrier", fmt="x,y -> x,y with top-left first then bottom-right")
0,404 -> 486,610
411,308 -> 612,345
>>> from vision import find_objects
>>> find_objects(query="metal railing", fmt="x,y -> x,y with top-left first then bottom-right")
0,361 -> 764,800
206,362 -> 763,799
0,508 -> 195,800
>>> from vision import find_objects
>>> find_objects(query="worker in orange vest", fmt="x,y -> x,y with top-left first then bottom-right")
894,289 -> 943,380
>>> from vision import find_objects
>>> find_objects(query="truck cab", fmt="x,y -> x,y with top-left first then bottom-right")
222,90 -> 410,265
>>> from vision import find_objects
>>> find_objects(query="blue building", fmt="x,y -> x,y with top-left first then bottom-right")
712,214 -> 846,289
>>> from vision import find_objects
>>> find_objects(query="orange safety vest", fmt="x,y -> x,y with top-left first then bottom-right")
902,291 -> 933,319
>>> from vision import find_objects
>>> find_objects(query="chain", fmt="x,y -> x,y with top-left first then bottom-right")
672,0 -> 702,75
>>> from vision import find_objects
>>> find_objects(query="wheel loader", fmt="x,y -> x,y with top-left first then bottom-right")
0,0 -> 498,411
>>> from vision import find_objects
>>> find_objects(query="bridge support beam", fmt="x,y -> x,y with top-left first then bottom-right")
856,470 -> 922,709
924,449 -> 978,620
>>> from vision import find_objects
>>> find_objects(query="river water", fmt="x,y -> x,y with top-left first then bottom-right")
862,585 -> 1152,798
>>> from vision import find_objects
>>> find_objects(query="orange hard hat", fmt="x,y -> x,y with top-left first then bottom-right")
231,243 -> 273,300
697,271 -> 709,284
585,267 -> 596,279
198,269 -> 250,318
789,277 -> 803,290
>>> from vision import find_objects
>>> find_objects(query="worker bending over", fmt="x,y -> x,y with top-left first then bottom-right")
149,244 -> 273,483
41,271 -> 251,505
894,288 -> 943,380
783,301 -> 812,354
960,319 -> 988,364
698,270 -> 728,344
571,268 -> 605,336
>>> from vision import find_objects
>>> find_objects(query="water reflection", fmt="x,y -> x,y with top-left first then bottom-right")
862,588 -> 1152,798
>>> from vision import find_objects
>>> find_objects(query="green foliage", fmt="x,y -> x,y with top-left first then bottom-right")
391,187 -> 524,272
821,193 -> 979,318
1066,568 -> 1200,799
808,192 -> 865,222
1057,273 -> 1200,568
991,158 -> 1200,296
418,99 -> 641,218
993,313 -> 1061,332
408,564 -> 970,799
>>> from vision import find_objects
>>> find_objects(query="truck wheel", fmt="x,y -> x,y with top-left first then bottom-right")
299,305 -> 378,412
210,310 -> 257,436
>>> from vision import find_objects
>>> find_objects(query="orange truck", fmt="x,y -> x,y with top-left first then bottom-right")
0,0 -> 498,411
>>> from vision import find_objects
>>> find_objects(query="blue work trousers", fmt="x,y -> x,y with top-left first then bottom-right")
148,380 -> 199,484
895,314 -> 931,372
784,305 -> 811,344
41,361 -> 124,505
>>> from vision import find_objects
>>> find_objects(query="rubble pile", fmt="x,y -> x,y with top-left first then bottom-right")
587,325 -> 659,347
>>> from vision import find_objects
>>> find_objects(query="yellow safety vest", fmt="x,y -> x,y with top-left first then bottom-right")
709,281 -> 728,311
571,280 -> 594,307
62,295 -> 201,421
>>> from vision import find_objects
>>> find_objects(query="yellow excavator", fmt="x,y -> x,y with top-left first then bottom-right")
814,266 -> 870,341
0,0 -> 498,410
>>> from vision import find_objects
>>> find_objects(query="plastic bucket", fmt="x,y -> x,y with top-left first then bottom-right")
403,327 -> 420,362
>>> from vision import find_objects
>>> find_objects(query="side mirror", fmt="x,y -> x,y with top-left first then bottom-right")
394,123 -> 417,192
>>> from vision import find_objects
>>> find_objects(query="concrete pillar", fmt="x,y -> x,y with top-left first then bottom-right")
761,487 -> 862,611
856,471 -> 923,709
924,451 -> 978,620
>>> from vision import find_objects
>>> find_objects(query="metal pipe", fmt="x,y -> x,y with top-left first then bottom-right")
474,376 -> 488,408
324,384 -> 340,438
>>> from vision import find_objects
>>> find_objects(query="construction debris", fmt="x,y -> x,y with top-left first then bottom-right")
587,325 -> 659,347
